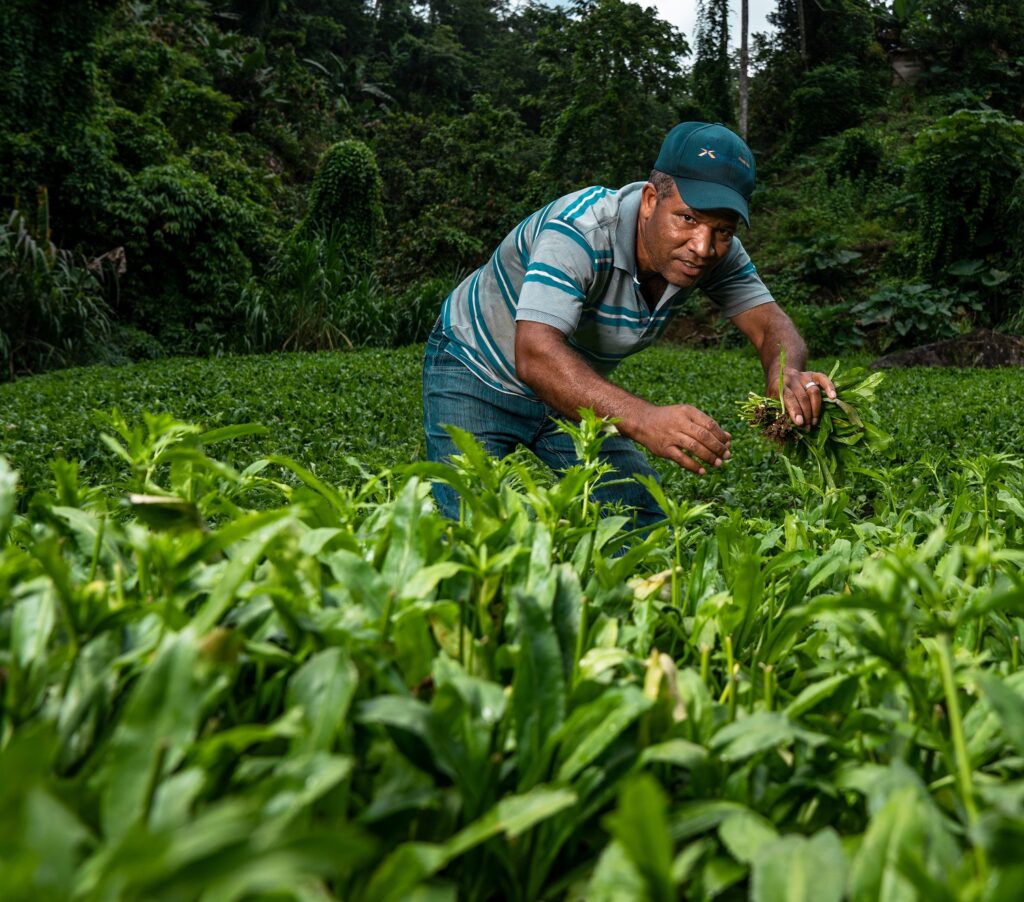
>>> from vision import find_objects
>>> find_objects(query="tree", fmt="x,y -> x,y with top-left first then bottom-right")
690,0 -> 733,125
536,0 -> 689,192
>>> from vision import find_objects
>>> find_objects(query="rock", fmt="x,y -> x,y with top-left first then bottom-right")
870,329 -> 1024,369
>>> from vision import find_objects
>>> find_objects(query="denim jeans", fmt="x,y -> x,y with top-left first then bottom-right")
422,320 -> 663,526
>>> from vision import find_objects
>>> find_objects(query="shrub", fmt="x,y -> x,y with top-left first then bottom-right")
787,64 -> 885,149
907,108 -> 1024,322
242,227 -> 357,352
850,282 -> 983,351
301,139 -> 385,273
825,128 -> 884,185
243,229 -> 452,351
108,162 -> 261,353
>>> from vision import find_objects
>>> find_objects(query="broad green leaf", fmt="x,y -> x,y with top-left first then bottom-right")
11,587 -> 56,669
848,784 -> 959,902
286,648 -> 359,753
718,810 -> 779,865
362,787 -> 576,902
97,630 -> 210,842
193,513 -> 295,631
711,711 -> 827,763
513,588 -> 566,789
670,800 -> 750,842
976,672 -> 1024,756
0,457 -> 17,542
199,423 -> 269,444
785,672 -> 857,719
556,685 -> 653,782
401,561 -> 466,600
586,840 -> 646,902
751,829 -> 845,902
639,739 -> 708,770
604,774 -> 675,902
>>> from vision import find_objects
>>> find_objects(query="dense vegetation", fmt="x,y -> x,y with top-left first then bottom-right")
2,349 -> 1024,899
3,2 -> 1024,897
2,0 -> 1024,378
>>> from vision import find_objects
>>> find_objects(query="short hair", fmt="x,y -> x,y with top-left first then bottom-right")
648,169 -> 676,199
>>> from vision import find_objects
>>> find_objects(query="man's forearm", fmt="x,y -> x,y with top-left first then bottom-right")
516,329 -> 653,439
757,316 -> 808,391
514,321 -> 732,473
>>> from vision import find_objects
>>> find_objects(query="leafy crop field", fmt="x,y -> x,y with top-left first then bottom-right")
2,347 -> 1024,900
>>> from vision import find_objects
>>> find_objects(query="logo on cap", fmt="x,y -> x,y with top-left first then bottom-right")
698,146 -> 717,159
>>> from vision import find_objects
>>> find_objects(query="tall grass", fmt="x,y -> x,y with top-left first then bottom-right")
0,208 -> 112,381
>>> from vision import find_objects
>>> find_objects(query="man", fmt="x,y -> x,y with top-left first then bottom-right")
422,121 -> 835,523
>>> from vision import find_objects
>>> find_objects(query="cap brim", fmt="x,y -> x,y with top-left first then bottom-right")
673,177 -> 750,227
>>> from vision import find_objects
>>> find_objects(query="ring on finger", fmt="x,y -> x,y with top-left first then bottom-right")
804,381 -> 818,390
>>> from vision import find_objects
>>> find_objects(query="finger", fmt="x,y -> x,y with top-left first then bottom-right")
665,445 -> 706,476
816,374 -> 837,400
675,425 -> 733,464
782,387 -> 811,427
802,377 -> 823,425
684,408 -> 731,445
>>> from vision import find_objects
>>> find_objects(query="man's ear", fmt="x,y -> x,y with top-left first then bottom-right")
639,181 -> 659,218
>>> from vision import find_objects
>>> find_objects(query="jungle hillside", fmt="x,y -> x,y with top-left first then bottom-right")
2,0 -> 1024,381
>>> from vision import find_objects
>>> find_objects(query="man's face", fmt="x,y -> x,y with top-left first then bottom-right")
637,181 -> 739,288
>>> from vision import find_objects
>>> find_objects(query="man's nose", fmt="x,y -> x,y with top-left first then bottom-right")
690,224 -> 716,259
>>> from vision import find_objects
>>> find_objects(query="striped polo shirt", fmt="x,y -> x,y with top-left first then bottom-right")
438,181 -> 773,398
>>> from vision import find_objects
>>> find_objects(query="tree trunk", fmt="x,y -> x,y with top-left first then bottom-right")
738,0 -> 749,138
796,0 -> 808,67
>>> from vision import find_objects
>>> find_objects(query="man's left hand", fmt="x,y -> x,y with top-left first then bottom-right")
771,367 -> 837,428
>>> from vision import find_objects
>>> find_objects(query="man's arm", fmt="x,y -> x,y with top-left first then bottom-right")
515,321 -> 731,475
730,302 -> 836,427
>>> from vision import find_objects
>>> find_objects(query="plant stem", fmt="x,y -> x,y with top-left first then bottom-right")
937,633 -> 987,879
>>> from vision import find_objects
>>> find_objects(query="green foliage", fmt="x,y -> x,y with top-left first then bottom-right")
0,0 -> 119,206
739,363 -> 891,490
852,282 -> 984,351
108,162 -> 262,353
301,140 -> 385,273
824,127 -> 884,185
908,108 -> 1024,323
787,64 -> 887,149
370,97 -> 544,281
244,228 -> 450,352
158,79 -> 242,148
535,0 -> 688,192
2,360 -> 1024,897
905,0 -> 1024,115
689,0 -> 733,124
0,209 -> 112,381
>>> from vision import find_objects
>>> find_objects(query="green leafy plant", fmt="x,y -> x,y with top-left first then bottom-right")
739,362 -> 892,489
0,207 -> 112,380
851,281 -> 984,351
908,108 -> 1024,323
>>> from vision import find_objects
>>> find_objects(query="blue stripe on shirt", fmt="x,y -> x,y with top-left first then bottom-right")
523,271 -> 585,300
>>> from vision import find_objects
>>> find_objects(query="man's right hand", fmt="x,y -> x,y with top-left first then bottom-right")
629,403 -> 731,475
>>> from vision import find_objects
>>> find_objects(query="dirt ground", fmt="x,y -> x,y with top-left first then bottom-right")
870,329 -> 1024,369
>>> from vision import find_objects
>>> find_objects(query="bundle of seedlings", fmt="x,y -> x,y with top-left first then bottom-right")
739,360 -> 892,489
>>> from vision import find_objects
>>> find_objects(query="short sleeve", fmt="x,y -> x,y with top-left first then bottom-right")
699,238 -> 774,318
514,219 -> 597,335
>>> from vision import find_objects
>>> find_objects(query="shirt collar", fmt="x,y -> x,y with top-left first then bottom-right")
612,182 -> 645,273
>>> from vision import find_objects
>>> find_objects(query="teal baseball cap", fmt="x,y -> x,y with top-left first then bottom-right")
654,122 -> 756,226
